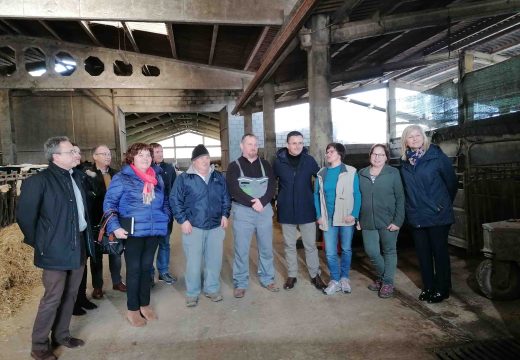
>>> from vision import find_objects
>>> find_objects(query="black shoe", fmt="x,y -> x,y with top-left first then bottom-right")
52,337 -> 85,349
283,277 -> 297,290
72,304 -> 86,316
311,274 -> 327,290
418,289 -> 433,301
427,292 -> 449,304
78,298 -> 97,310
30,349 -> 57,360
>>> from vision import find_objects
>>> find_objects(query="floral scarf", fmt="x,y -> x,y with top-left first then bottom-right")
406,147 -> 425,166
130,164 -> 158,205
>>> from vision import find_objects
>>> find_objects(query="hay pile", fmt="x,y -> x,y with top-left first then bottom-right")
0,224 -> 41,320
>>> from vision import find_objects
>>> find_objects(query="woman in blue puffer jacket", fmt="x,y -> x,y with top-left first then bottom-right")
400,125 -> 458,304
104,143 -> 170,327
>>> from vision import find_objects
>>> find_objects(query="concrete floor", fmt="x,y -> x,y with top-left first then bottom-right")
1,222 -> 519,360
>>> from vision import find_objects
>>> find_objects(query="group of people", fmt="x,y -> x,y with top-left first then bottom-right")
17,124 -> 457,360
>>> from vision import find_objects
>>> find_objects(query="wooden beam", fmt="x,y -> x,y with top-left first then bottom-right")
166,22 -> 178,59
208,25 -> 219,65
1,20 -> 22,34
233,0 -> 320,114
330,0 -> 363,24
243,26 -> 270,71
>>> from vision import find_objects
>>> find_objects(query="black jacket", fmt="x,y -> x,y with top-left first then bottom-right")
156,161 -> 177,197
85,165 -> 118,225
16,162 -> 95,270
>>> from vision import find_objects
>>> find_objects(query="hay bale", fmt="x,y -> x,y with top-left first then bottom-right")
0,224 -> 41,320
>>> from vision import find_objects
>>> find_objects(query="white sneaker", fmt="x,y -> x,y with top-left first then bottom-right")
340,277 -> 352,293
323,280 -> 341,295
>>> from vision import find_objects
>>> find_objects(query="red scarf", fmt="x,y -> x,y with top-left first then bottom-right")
130,164 -> 158,205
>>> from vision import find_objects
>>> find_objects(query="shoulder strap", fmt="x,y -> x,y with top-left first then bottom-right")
259,159 -> 266,177
235,160 -> 245,177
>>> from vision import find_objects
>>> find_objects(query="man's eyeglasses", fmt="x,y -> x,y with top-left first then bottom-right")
95,152 -> 112,157
57,149 -> 79,156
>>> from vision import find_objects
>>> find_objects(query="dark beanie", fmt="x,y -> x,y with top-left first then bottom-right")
191,144 -> 209,161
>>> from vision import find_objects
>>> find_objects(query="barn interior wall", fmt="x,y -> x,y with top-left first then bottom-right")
10,91 -> 116,164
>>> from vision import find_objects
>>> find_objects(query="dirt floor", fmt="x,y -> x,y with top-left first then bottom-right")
1,222 -> 519,360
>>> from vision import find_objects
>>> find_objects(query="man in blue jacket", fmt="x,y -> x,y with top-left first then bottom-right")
17,136 -> 95,360
149,143 -> 177,286
273,131 -> 326,291
170,144 -> 231,307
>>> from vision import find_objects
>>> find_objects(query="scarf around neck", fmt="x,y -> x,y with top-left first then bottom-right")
130,164 -> 158,205
406,147 -> 425,166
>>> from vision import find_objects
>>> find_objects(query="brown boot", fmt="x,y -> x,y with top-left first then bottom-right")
140,305 -> 157,321
126,310 -> 146,327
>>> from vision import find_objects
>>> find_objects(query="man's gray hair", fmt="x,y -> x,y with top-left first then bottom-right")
44,136 -> 70,162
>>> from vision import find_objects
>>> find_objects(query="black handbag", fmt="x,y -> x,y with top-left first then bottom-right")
95,210 -> 125,256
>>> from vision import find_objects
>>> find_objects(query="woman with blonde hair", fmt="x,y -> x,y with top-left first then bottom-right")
400,125 -> 458,303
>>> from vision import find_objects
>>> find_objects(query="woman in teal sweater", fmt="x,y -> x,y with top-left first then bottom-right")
314,143 -> 361,295
358,144 -> 405,298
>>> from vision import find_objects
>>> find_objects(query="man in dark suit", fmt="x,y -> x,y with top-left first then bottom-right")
17,136 -> 95,360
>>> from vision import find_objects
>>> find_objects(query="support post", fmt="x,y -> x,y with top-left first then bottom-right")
262,81 -> 276,164
0,90 -> 15,164
386,80 -> 396,141
458,51 -> 474,125
304,14 -> 332,165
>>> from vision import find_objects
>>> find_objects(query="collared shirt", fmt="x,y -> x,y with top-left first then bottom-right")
69,169 -> 87,231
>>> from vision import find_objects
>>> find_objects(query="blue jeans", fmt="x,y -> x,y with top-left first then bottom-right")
323,222 -> 354,282
151,229 -> 171,275
232,203 -> 275,289
182,226 -> 225,298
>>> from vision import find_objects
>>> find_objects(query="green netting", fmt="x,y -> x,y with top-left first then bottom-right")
393,54 -> 520,135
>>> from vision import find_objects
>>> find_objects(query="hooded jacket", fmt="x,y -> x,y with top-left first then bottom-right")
273,147 -> 319,224
103,164 -> 170,237
358,164 -> 405,230
400,144 -> 458,228
16,162 -> 95,270
170,164 -> 231,230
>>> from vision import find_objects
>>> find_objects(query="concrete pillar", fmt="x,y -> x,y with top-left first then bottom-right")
386,80 -> 397,141
0,90 -> 15,165
243,106 -> 253,135
262,81 -> 276,164
226,101 -> 245,164
219,107 -> 230,171
305,14 -> 332,166
458,51 -> 475,124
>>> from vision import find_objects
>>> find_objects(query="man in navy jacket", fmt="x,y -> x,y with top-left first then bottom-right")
170,144 -> 231,306
273,131 -> 326,291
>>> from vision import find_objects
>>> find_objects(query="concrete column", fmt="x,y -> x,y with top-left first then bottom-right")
243,106 -> 253,135
386,80 -> 397,141
458,51 -> 475,124
226,101 -> 245,165
305,14 -> 332,166
0,90 -> 15,165
219,106 -> 230,171
262,81 -> 276,164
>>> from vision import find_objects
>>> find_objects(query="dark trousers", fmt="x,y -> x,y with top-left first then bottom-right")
91,250 -> 122,288
124,236 -> 159,311
31,265 -> 84,351
411,224 -> 452,294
